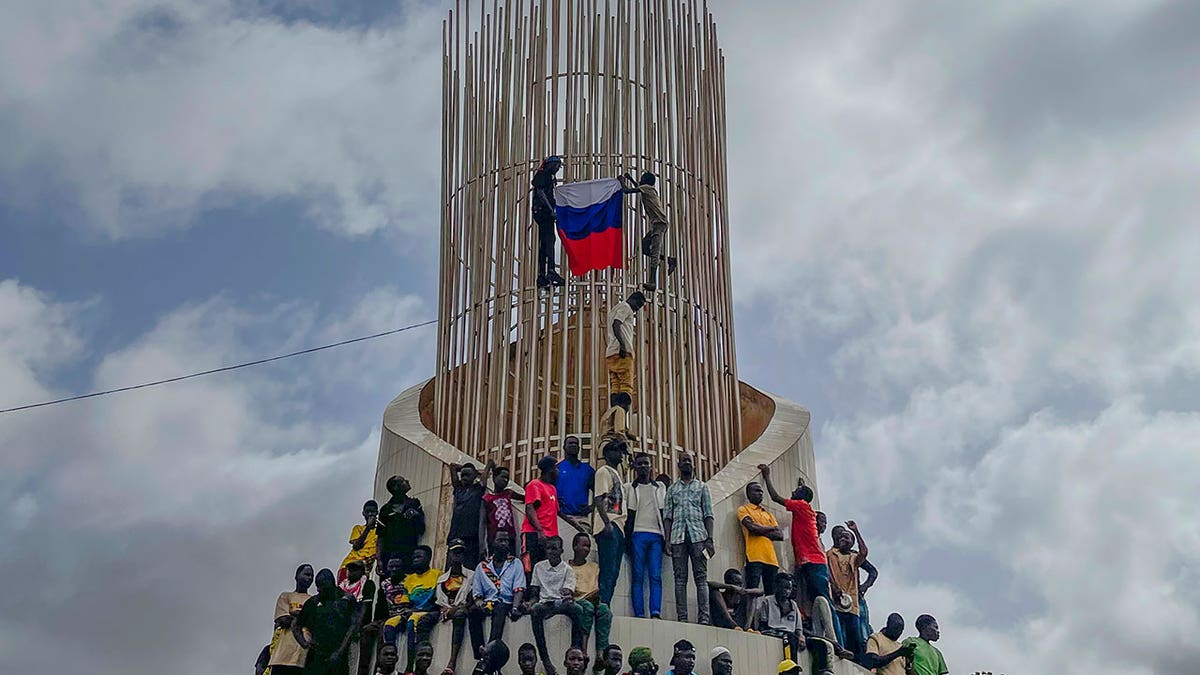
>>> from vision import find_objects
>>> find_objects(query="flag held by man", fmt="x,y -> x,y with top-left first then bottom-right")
554,178 -> 624,276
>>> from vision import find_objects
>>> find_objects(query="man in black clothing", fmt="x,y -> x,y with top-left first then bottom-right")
294,568 -> 361,675
532,155 -> 565,288
377,475 -> 425,575
473,641 -> 510,675
449,462 -> 487,569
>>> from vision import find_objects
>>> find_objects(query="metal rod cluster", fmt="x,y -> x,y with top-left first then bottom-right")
434,0 -> 739,485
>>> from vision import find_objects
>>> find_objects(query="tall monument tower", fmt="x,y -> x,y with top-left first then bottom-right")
433,0 -> 739,481
375,1 -> 821,667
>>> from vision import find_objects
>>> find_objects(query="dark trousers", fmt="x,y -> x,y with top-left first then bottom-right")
524,532 -> 545,568
804,637 -> 835,675
596,524 -> 624,605
670,534 -> 710,624
467,602 -> 511,658
744,561 -> 778,596
531,600 -> 582,669
535,211 -> 557,275
405,612 -> 439,670
796,562 -> 833,605
836,611 -> 864,660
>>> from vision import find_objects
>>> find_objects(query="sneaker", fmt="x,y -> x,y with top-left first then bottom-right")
546,270 -> 566,286
667,257 -> 678,275
537,274 -> 549,288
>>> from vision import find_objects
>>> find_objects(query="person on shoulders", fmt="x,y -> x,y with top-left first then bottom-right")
467,531 -> 526,656
624,451 -> 666,619
529,536 -> 581,675
863,613 -> 914,675
340,501 -> 379,583
902,615 -> 948,675
524,456 -> 563,567
267,564 -> 315,675
663,453 -> 714,624
598,393 -> 639,448
378,475 -> 426,576
568,532 -> 612,663
437,539 -> 475,675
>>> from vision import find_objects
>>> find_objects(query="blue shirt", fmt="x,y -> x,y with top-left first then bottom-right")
470,556 -> 527,603
556,459 -> 594,516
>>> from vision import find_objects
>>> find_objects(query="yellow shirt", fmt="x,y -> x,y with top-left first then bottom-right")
340,524 -> 378,569
737,502 -> 779,566
571,561 -> 600,600
267,591 -> 311,667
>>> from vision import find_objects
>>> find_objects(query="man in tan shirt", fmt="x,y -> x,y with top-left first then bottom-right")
619,172 -> 677,292
864,613 -> 914,675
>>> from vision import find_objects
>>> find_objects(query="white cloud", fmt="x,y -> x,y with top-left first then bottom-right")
0,0 -> 444,238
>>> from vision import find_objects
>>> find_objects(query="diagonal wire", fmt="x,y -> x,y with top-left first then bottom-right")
0,318 -> 438,415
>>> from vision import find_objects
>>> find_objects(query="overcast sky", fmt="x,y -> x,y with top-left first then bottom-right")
2,1 -> 1198,674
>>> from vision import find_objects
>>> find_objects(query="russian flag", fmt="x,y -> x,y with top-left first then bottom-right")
554,178 -> 624,276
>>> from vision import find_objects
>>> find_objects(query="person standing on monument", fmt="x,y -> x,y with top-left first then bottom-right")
662,452 -> 714,624
618,172 -> 677,292
378,475 -> 426,576
863,613 -> 914,675
738,481 -> 783,595
483,461 -> 518,553
624,451 -> 666,619
605,292 -> 646,401
757,466 -> 832,613
593,438 -> 628,605
532,156 -> 566,288
448,462 -> 488,570
827,523 -> 870,661
293,568 -> 361,675
267,564 -> 315,675
523,456 -> 561,567
556,435 -> 594,528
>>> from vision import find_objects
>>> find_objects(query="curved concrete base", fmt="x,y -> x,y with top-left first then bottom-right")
375,378 -> 865,675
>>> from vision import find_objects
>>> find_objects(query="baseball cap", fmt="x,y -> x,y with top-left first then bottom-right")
447,538 -> 466,552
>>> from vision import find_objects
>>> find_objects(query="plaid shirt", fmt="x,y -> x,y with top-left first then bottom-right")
663,478 -> 713,544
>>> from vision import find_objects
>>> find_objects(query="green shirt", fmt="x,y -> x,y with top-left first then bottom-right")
902,637 -> 948,675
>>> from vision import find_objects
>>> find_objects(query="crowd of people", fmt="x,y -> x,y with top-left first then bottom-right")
254,447 -> 949,675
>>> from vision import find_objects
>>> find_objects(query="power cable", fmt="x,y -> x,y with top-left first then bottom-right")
0,318 -> 438,415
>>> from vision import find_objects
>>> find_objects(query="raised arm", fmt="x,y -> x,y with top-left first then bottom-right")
617,173 -> 639,194
448,463 -> 463,488
847,520 -> 868,561
757,464 -> 788,506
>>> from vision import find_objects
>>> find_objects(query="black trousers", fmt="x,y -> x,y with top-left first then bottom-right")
744,561 -> 778,596
530,600 -> 582,669
535,211 -> 557,275
467,602 -> 511,658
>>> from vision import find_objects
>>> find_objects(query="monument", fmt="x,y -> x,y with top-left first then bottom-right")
375,1 -> 853,672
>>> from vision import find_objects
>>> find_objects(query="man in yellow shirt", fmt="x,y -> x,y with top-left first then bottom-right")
339,500 -> 378,582
737,482 -> 783,595
568,532 -> 612,662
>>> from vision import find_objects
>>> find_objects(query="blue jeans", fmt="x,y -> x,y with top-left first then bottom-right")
836,611 -> 863,659
858,594 -> 873,645
796,563 -> 842,644
629,531 -> 664,617
597,524 -> 624,605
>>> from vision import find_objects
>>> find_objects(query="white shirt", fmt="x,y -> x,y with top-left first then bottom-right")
530,559 -> 576,601
606,302 -> 636,357
628,480 -> 665,535
592,464 -> 626,534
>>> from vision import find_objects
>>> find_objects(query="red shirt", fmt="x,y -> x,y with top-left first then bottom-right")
785,499 -> 826,565
521,479 -> 559,536
483,490 -> 517,544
